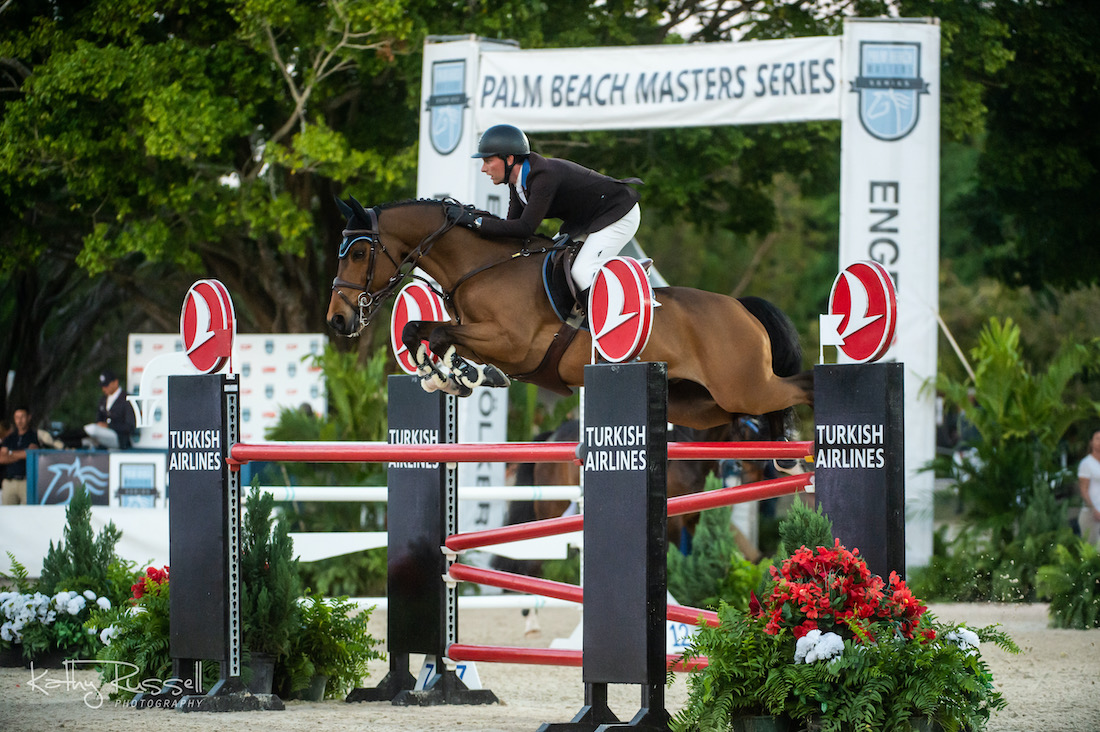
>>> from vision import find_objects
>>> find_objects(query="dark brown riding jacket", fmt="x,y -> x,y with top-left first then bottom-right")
476,152 -> 642,240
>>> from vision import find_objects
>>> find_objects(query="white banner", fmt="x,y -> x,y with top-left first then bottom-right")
839,18 -> 941,569
476,36 -> 842,132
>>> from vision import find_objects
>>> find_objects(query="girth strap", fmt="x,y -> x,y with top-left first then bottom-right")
509,321 -> 580,396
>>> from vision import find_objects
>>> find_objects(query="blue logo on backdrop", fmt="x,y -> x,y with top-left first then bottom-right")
427,59 -> 467,155
851,41 -> 929,142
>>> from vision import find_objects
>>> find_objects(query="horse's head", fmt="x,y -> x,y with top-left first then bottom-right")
326,196 -> 408,337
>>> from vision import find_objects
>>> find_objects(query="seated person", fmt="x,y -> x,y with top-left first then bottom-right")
83,369 -> 136,449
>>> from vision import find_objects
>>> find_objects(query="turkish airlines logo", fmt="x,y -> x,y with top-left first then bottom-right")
180,279 -> 235,374
826,261 -> 897,363
590,257 -> 655,364
390,282 -> 448,374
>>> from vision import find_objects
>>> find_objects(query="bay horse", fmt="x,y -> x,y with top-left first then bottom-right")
326,197 -> 813,432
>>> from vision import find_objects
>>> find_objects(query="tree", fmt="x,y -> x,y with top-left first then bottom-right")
920,0 -> 1100,289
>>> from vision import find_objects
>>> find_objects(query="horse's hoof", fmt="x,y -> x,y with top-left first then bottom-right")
773,458 -> 803,476
447,376 -> 473,398
481,365 -> 511,389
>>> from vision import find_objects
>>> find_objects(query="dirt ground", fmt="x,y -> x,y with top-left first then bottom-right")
2,601 -> 1098,732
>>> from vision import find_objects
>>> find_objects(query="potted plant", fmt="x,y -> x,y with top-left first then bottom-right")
672,540 -> 1019,732
241,483 -> 303,694
1,486 -> 136,666
280,592 -> 384,700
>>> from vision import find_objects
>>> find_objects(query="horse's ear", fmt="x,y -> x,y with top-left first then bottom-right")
348,196 -> 373,227
334,196 -> 354,220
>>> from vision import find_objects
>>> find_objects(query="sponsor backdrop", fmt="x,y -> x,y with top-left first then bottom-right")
127,333 -> 327,448
417,19 -> 940,567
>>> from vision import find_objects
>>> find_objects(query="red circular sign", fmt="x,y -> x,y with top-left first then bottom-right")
390,281 -> 448,375
828,261 -> 897,363
181,279 -> 236,373
589,257 -> 655,363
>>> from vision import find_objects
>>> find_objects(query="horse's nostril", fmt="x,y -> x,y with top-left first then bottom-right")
329,314 -> 345,331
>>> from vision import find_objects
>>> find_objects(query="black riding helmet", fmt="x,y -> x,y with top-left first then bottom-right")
472,124 -> 530,185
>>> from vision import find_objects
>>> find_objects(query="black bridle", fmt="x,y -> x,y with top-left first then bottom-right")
330,203 -> 459,334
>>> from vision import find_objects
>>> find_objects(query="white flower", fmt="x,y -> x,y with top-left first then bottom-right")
53,590 -> 73,606
99,625 -> 119,646
96,597 -> 111,611
83,590 -> 97,601
1,621 -> 17,642
944,627 -> 981,655
65,596 -> 87,616
794,629 -> 845,664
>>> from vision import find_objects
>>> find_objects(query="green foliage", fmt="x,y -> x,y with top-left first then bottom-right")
671,604 -> 789,730
91,570 -> 172,701
936,318 -> 1098,538
668,474 -> 768,610
279,593 -> 384,699
775,496 -> 834,561
918,317 -> 1100,601
38,486 -> 127,601
88,568 -> 219,701
2,552 -> 34,594
242,483 -> 303,659
1038,540 -> 1100,629
672,603 -> 1018,732
911,488 -> 1079,604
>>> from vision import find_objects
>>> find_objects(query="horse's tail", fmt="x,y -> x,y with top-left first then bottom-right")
737,296 -> 804,439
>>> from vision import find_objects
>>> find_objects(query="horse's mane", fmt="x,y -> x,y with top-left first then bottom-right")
374,197 -> 556,251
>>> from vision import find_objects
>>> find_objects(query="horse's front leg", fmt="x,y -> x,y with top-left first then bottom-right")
427,324 -> 511,394
401,321 -> 459,395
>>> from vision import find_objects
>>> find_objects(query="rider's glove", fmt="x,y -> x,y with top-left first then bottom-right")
446,202 -> 482,230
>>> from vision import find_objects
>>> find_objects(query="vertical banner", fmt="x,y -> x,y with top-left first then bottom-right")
839,18 -> 940,569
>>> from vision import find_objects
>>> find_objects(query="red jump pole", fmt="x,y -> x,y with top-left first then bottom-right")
667,473 -> 813,516
447,563 -> 719,627
228,439 -> 812,466
445,513 -> 583,553
444,473 -> 811,553
445,643 -> 709,672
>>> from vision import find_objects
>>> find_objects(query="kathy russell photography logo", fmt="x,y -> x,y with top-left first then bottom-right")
24,659 -> 202,709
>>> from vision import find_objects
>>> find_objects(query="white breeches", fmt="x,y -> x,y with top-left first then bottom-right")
569,203 -> 641,291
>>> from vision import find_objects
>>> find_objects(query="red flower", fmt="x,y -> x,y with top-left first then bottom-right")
753,540 -> 927,643
131,565 -> 171,601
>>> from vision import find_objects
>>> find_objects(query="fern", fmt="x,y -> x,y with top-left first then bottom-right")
2,552 -> 33,593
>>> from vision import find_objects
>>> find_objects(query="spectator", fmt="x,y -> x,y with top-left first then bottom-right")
83,369 -> 137,449
1078,428 -> 1100,546
1,407 -> 39,505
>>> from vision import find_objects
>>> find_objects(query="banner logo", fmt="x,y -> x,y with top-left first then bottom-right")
390,281 -> 448,374
827,261 -> 897,363
851,41 -> 928,141
590,257 -> 655,364
180,279 -> 235,374
427,59 -> 467,155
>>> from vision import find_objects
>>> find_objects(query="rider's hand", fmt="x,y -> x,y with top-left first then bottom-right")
445,202 -> 482,230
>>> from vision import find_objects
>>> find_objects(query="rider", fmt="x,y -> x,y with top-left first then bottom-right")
452,124 -> 643,304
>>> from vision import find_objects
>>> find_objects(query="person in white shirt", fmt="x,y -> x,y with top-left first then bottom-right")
1077,429 -> 1100,546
